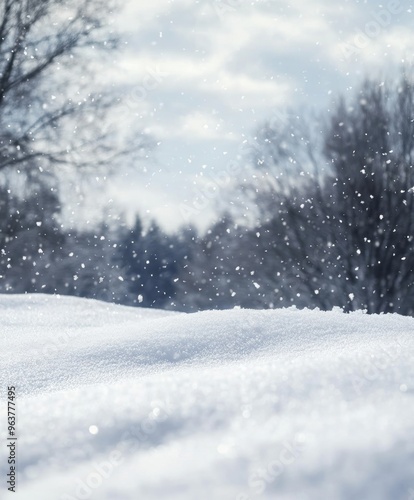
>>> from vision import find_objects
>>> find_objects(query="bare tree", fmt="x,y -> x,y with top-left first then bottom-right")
0,0 -> 145,175
0,0 -> 153,298
242,73 -> 414,315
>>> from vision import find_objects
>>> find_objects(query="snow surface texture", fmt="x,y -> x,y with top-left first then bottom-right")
1,295 -> 414,500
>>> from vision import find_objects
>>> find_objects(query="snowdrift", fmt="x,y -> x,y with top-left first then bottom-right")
1,294 -> 414,500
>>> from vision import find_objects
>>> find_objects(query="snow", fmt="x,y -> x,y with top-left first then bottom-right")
1,294 -> 414,499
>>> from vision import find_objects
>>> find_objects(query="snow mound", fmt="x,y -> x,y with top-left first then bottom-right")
1,295 -> 414,500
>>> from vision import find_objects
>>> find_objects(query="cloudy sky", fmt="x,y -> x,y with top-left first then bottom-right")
104,0 -> 413,231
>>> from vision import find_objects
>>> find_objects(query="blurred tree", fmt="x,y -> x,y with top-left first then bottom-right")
117,218 -> 185,308
0,0 -> 150,299
175,216 -> 277,311
0,172 -> 62,292
244,73 -> 414,315
0,0 -> 142,173
47,221 -> 128,302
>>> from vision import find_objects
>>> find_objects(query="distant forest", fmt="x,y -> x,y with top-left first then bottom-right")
2,72 -> 414,316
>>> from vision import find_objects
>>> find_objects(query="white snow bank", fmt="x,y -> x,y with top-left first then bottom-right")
1,295 -> 414,500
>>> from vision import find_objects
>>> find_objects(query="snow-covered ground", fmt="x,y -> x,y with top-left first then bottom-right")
1,294 -> 414,500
